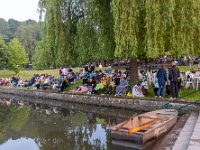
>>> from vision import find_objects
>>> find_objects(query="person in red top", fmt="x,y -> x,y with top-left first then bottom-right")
59,67 -> 63,80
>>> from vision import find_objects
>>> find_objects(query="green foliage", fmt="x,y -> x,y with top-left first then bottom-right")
8,19 -> 20,41
0,18 -> 40,70
7,38 -> 29,74
112,0 -> 200,59
36,0 -> 78,68
74,18 -> 99,63
0,36 -> 9,69
0,18 -> 10,42
36,0 -> 116,69
15,20 -> 40,62
88,0 -> 116,60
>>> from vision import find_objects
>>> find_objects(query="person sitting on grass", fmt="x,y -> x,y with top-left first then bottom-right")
105,76 -> 117,95
40,75 -> 50,90
5,77 -> 11,86
67,73 -> 75,85
95,75 -> 108,90
114,76 -> 129,96
87,77 -> 96,94
94,71 -> 101,84
58,78 -> 68,92
11,76 -> 18,87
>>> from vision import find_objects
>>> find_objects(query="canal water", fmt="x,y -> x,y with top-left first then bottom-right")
0,96 -> 161,150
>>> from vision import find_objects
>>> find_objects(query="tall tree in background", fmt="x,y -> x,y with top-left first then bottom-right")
35,0 -> 76,68
0,36 -> 9,69
0,18 -> 10,42
8,19 -> 20,41
7,38 -> 29,74
15,20 -> 40,62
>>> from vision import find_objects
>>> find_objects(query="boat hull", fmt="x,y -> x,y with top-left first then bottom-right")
111,109 -> 178,149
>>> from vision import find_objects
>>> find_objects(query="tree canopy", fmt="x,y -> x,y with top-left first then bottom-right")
36,0 -> 200,62
0,36 -> 9,69
15,20 -> 40,62
8,38 -> 29,74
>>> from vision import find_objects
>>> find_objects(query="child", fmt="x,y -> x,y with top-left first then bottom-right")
87,78 -> 96,94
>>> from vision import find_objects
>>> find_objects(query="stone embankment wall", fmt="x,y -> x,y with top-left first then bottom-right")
0,88 -> 199,112
0,92 -> 137,119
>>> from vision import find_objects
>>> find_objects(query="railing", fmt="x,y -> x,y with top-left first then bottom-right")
176,99 -> 200,111
164,89 -> 200,109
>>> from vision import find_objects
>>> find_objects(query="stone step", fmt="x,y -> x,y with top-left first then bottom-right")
187,111 -> 200,150
172,112 -> 198,150
156,114 -> 189,150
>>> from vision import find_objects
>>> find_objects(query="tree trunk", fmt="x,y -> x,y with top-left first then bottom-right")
145,59 -> 148,72
101,60 -> 106,67
130,58 -> 138,87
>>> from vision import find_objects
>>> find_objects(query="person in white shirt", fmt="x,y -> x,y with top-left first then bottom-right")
99,63 -> 102,71
62,67 -> 67,76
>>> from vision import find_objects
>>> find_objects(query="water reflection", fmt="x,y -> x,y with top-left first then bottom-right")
0,97 -> 139,150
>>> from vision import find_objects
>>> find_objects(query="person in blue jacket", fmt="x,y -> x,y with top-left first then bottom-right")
156,65 -> 167,98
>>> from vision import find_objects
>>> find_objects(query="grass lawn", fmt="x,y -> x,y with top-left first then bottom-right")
178,64 -> 198,72
0,65 -> 199,101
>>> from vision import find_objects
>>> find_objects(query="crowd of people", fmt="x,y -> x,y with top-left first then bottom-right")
79,63 -> 131,96
153,61 -> 181,100
0,66 -> 78,92
0,59 -> 200,100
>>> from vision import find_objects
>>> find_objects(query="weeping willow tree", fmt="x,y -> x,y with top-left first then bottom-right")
74,0 -> 99,64
74,17 -> 99,64
34,0 -> 81,69
91,0 -> 116,60
34,0 -> 115,69
112,0 -> 200,85
74,0 -> 116,64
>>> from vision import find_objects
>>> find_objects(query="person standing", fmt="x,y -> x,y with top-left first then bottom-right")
99,63 -> 102,71
168,61 -> 180,99
107,64 -> 112,74
189,58 -> 194,70
84,63 -> 89,72
59,67 -> 63,80
198,62 -> 200,71
90,64 -> 95,72
156,65 -> 167,98
62,67 -> 67,77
